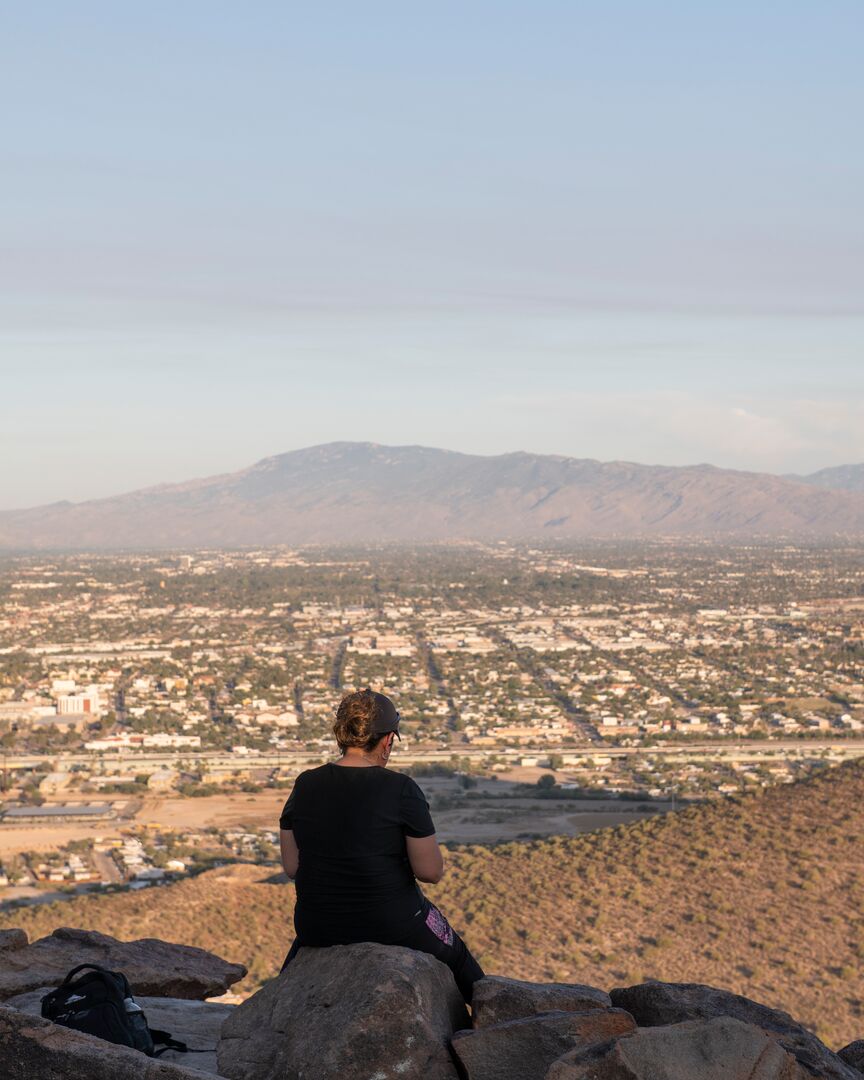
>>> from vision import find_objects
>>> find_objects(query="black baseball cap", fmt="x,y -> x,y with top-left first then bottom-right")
368,689 -> 401,740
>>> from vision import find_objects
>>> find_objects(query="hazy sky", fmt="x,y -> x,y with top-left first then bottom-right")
3,1 -> 863,509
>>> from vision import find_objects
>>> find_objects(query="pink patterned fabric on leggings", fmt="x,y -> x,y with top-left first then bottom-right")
425,903 -> 454,946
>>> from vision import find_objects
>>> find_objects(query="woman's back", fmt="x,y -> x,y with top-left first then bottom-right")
280,763 -> 434,945
278,688 -> 484,1002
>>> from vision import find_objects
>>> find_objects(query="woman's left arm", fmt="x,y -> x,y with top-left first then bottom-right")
406,833 -> 444,883
280,829 -> 299,879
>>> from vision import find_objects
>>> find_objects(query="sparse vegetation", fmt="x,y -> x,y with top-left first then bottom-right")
4,760 -> 864,1048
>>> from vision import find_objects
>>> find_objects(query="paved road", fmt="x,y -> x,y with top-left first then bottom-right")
330,639 -> 348,690
488,627 -> 604,744
91,847 -> 123,884
416,631 -> 461,731
5,739 -> 864,774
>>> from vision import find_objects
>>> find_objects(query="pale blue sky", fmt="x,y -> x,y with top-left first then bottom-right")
2,1 -> 863,508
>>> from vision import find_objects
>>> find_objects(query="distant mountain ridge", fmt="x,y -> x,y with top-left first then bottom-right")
2,442 -> 864,549
790,463 -> 864,493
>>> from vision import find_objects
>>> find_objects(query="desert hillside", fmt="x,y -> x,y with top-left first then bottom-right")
3,760 -> 863,1049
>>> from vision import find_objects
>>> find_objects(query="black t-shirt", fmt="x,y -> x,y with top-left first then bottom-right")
279,763 -> 436,945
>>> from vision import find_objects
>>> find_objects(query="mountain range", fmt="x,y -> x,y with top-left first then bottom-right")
787,463 -> 864,493
2,443 -> 863,549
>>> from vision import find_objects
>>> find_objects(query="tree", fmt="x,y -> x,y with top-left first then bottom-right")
536,773 -> 557,790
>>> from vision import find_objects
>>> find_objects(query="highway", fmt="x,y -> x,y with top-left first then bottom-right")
5,739 -> 864,775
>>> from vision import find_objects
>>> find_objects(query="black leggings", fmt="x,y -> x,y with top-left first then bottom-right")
281,900 -> 484,1004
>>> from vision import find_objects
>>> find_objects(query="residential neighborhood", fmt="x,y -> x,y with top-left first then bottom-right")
1,542 -> 862,906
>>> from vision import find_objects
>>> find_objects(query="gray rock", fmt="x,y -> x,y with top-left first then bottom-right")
837,1041 -> 864,1071
4,987 -> 67,1014
546,1016 -> 810,1079
0,930 -> 28,952
451,1009 -> 636,1080
0,927 -> 246,1001
610,980 -> 858,1080
0,1005 -> 217,1079
136,997 -> 234,1077
471,975 -> 611,1028
4,987 -> 233,1077
217,943 -> 469,1080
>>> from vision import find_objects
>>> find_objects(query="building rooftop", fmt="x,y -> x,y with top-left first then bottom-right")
0,803 -> 115,820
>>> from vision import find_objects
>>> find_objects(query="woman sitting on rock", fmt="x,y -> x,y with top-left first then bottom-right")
278,687 -> 484,1003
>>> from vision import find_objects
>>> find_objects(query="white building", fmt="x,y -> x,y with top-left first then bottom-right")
141,733 -> 201,748
57,692 -> 101,717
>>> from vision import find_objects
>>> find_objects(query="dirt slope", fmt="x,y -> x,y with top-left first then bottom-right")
3,760 -> 863,1048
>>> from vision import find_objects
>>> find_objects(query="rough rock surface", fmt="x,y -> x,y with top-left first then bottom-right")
132,997 -> 234,1077
217,943 -> 468,1080
5,987 -> 233,1077
471,975 -> 611,1028
546,1016 -> 810,1079
838,1041 -> 864,1071
0,927 -> 246,1001
0,930 -> 28,952
610,980 -> 859,1080
0,1005 -> 217,1079
451,1009 -> 636,1080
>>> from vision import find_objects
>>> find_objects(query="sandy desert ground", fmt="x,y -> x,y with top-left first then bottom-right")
0,775 -> 675,858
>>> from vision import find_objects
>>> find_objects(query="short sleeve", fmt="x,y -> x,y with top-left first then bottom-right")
400,776 -> 435,838
279,787 -> 296,831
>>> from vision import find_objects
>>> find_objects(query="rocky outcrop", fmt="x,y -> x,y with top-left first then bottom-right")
218,943 -> 468,1080
0,930 -> 28,953
130,997 -> 234,1076
2,932 -> 861,1080
451,1008 -> 636,1080
471,975 -> 611,1028
0,1005 -> 216,1079
839,1042 -> 864,1071
610,980 -> 860,1080
546,1016 -> 810,1079
0,928 -> 246,1001
5,987 -> 234,1077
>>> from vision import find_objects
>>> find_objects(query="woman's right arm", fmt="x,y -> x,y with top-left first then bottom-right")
406,834 -> 444,884
279,783 -> 299,879
280,829 -> 299,879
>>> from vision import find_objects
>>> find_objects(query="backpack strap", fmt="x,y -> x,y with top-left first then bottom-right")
149,1028 -> 213,1056
59,963 -> 114,985
57,963 -> 132,999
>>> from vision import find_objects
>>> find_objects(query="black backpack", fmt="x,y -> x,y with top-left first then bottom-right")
41,963 -> 192,1057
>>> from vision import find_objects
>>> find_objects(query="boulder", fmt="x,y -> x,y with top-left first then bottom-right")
217,943 -> 469,1080
837,1041 -> 864,1071
0,1005 -> 217,1079
0,927 -> 246,1001
0,930 -> 28,953
546,1016 -> 811,1079
4,987 -> 234,1077
451,1009 -> 636,1080
471,975 -> 611,1028
610,980 -> 859,1080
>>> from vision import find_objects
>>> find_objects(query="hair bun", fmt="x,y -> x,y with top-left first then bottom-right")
333,688 -> 381,753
